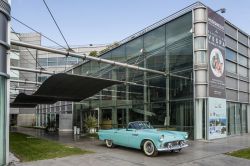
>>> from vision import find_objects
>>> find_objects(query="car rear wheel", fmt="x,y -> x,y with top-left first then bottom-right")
105,139 -> 114,148
143,140 -> 158,157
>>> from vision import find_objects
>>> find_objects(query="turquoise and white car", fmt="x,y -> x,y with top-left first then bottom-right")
98,121 -> 188,156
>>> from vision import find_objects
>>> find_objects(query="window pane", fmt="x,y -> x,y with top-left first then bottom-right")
238,32 -> 248,46
126,37 -> 143,63
48,57 -> 57,66
238,54 -> 247,66
146,47 -> 165,71
67,57 -> 78,65
166,12 -> 193,71
38,76 -> 48,82
226,48 -> 236,62
238,66 -> 248,77
238,43 -> 248,56
226,61 -> 236,73
225,36 -> 237,50
225,23 -> 237,39
58,57 -> 66,66
166,13 -> 192,45
112,45 -> 126,62
144,25 -> 165,52
38,58 -> 48,67
226,77 -> 237,89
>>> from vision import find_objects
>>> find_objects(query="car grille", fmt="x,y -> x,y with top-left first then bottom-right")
164,141 -> 181,148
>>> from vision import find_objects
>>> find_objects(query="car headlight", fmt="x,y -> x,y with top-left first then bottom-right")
159,135 -> 164,142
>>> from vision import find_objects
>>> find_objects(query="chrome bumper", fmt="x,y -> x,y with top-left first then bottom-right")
157,141 -> 189,151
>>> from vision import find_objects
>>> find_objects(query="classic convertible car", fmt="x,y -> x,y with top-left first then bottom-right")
98,121 -> 188,156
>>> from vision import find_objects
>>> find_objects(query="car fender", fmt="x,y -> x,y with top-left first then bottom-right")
140,137 -> 159,150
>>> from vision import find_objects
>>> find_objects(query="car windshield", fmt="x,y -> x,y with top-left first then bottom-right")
128,121 -> 154,129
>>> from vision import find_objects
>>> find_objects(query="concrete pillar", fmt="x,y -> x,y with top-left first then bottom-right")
0,0 -> 10,165
193,6 -> 207,140
125,68 -> 129,124
35,108 -> 38,126
111,67 -> 117,127
45,105 -> 47,126
165,76 -> 170,127
180,104 -> 184,131
247,105 -> 250,133
112,108 -> 117,128
143,55 -> 148,121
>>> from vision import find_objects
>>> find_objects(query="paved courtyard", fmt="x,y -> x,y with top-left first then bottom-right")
10,127 -> 250,166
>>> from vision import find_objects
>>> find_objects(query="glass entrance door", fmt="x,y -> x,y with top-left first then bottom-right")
227,102 -> 248,136
235,104 -> 241,135
227,103 -> 235,135
241,104 -> 247,133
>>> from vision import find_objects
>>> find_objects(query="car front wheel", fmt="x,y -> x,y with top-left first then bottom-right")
143,140 -> 158,157
105,139 -> 114,148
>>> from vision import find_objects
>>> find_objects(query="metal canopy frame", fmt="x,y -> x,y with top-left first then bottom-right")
11,40 -> 166,76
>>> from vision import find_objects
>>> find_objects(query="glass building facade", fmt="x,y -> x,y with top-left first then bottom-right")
69,12 -> 195,137
35,2 -> 250,140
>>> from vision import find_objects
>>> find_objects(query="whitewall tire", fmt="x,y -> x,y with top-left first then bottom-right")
143,140 -> 158,157
105,140 -> 114,148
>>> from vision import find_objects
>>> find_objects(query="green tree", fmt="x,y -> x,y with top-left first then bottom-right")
99,42 -> 120,55
84,115 -> 97,133
89,50 -> 98,57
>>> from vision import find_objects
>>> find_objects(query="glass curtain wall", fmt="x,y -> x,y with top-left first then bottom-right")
72,12 -> 194,136
0,77 -> 6,164
227,102 -> 248,135
166,13 -> 194,136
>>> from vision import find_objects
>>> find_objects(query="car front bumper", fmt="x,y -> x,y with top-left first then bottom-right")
157,140 -> 188,151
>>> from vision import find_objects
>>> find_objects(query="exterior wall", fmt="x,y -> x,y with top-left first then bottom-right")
17,114 -> 35,126
59,113 -> 73,132
224,21 -> 250,135
193,6 -> 250,139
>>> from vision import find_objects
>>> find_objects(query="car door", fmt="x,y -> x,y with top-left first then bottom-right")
127,129 -> 141,149
113,129 -> 129,146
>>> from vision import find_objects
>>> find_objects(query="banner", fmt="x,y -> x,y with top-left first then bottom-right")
208,8 -> 226,98
207,8 -> 227,140
208,97 -> 227,139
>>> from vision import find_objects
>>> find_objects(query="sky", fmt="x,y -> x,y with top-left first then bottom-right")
11,0 -> 250,47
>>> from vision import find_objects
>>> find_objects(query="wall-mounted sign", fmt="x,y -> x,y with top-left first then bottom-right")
208,97 -> 227,139
208,8 -> 226,98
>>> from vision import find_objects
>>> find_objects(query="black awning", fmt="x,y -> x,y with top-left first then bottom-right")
10,73 -> 122,108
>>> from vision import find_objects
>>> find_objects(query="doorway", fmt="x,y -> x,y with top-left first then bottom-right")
227,102 -> 248,135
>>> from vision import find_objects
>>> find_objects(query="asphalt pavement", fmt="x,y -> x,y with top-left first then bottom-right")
10,127 -> 250,166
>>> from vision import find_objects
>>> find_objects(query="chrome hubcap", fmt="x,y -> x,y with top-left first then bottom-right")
145,142 -> 154,154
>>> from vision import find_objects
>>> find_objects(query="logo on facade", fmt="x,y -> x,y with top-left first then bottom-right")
210,48 -> 224,77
